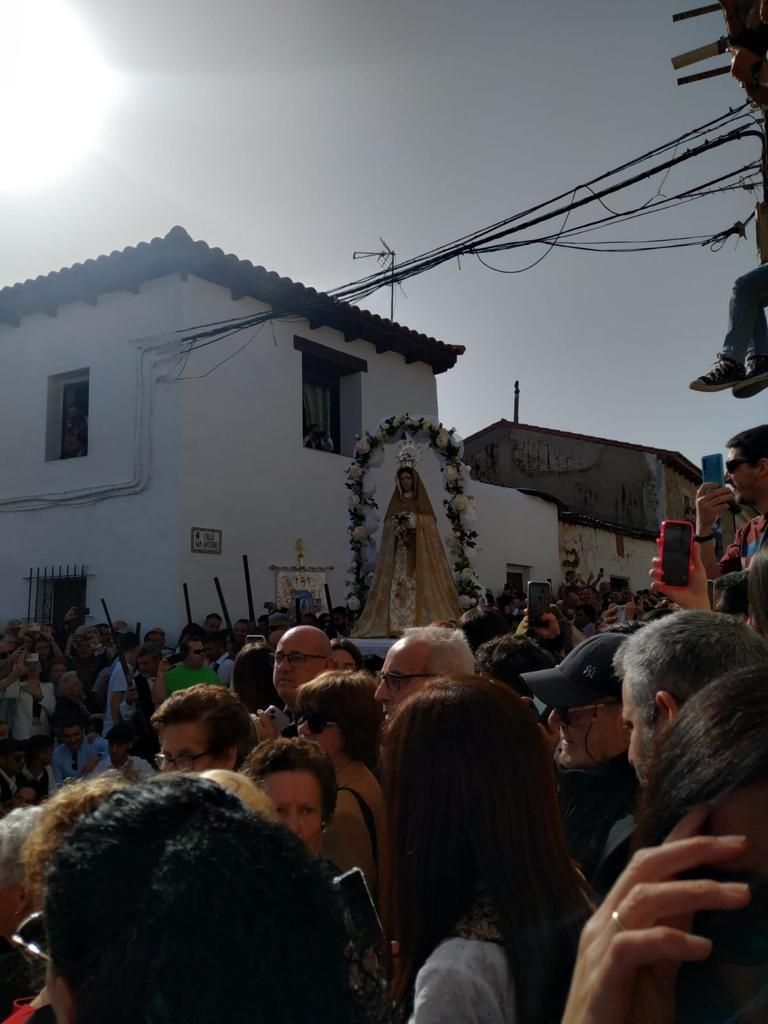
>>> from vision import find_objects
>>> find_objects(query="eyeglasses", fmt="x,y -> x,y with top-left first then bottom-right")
725,458 -> 751,474
154,750 -> 212,771
376,671 -> 437,694
296,712 -> 337,734
187,647 -> 205,655
553,702 -> 620,726
274,651 -> 328,666
11,912 -> 49,963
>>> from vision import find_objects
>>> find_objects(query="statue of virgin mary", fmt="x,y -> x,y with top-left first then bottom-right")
354,455 -> 461,637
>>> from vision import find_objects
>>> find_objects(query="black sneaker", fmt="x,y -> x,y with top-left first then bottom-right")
689,355 -> 746,392
732,356 -> 768,399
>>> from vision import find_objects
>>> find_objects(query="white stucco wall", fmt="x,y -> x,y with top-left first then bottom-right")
173,276 -> 442,623
559,522 -> 656,591
0,277 -> 186,628
0,270 -> 560,635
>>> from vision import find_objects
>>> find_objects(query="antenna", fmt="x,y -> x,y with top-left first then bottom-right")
352,238 -> 397,322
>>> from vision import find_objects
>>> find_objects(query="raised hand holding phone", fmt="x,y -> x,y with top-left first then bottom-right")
658,520 -> 694,589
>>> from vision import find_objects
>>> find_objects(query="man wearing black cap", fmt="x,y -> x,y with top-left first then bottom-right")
521,632 -> 637,896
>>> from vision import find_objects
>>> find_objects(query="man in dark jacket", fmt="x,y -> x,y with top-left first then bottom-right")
522,632 -> 636,897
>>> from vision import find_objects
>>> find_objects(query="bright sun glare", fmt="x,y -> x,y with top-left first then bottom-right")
0,0 -> 119,192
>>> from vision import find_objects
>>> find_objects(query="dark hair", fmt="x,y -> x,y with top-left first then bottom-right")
636,665 -> 768,848
458,607 -> 510,652
295,670 -> 383,767
601,620 -> 647,635
231,643 -> 280,713
242,738 -> 337,823
179,624 -> 206,644
45,776 -> 354,1024
151,685 -> 255,768
474,635 -> 556,698
179,639 -> 205,659
330,637 -> 364,670
137,644 -> 160,660
206,630 -> 229,646
204,613 -> 222,623
25,734 -> 54,757
575,603 -> 598,623
117,633 -> 139,654
713,570 -> 749,617
143,630 -> 164,643
383,675 -> 588,1020
749,548 -> 768,638
106,723 -> 134,744
331,606 -> 348,618
726,424 -> 768,464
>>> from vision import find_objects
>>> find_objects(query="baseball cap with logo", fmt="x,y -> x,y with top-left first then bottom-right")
520,633 -> 628,708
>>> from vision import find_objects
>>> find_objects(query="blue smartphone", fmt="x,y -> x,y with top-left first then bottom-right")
701,454 -> 725,486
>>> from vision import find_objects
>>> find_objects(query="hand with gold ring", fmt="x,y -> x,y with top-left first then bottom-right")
561,806 -> 751,1024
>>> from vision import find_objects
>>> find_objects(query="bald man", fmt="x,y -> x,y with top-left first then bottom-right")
254,626 -> 335,741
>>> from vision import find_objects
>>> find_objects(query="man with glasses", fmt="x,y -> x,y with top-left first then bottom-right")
255,626 -> 335,741
522,632 -> 636,896
696,424 -> 768,578
152,684 -> 255,773
374,626 -> 474,716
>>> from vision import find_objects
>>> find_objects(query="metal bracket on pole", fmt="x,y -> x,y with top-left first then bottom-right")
673,4 -> 721,22
677,64 -> 731,84
672,37 -> 728,69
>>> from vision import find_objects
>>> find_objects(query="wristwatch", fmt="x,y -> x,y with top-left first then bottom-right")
694,532 -> 714,543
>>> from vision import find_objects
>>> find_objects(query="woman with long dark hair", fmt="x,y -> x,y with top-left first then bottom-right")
383,675 -> 589,1023
231,642 -> 279,713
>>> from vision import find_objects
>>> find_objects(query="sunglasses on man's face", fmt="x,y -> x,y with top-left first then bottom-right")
725,458 -> 751,474
296,713 -> 337,735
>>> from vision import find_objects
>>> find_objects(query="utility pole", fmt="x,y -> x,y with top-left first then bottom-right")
353,238 -> 397,321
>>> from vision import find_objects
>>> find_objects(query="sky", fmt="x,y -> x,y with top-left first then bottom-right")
0,0 -> 764,464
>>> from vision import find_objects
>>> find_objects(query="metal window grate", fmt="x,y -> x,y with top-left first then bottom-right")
22,566 -> 92,625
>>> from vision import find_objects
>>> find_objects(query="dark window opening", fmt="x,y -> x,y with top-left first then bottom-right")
302,355 -> 341,454
61,379 -> 89,459
294,337 -> 366,457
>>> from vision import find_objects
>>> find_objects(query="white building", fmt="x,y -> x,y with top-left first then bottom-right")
0,227 -> 559,635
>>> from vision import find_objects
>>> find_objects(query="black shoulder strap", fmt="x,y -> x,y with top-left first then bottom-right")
337,786 -> 378,865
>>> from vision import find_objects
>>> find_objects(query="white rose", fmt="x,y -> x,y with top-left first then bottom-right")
435,430 -> 450,449
347,596 -> 361,612
442,464 -> 459,481
377,430 -> 387,442
452,494 -> 469,512
352,526 -> 369,541
470,598 -> 478,606
355,440 -> 371,455
349,494 -> 361,508
458,594 -> 472,610
348,465 -> 363,479
451,432 -> 464,447
461,567 -> 475,582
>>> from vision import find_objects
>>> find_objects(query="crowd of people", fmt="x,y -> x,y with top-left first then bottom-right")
0,423 -> 767,1023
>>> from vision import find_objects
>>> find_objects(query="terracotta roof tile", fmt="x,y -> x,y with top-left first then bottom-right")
0,226 -> 464,374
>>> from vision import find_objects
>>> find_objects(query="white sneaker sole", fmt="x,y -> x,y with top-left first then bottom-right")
732,371 -> 768,399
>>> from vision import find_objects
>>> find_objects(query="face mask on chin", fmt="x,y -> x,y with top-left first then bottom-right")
692,872 -> 768,967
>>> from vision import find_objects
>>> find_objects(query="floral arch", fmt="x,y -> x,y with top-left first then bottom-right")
345,413 -> 483,614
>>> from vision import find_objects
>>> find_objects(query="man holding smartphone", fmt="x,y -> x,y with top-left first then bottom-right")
696,425 -> 768,577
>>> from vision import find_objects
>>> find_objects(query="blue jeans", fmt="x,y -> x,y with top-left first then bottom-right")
722,264 -> 768,363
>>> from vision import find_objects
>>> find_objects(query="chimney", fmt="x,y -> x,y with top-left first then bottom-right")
513,380 -> 520,424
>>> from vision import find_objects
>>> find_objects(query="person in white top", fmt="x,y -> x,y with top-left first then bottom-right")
383,675 -> 590,1024
2,655 -> 55,741
92,723 -> 155,779
206,632 -> 234,685
103,634 -> 141,734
